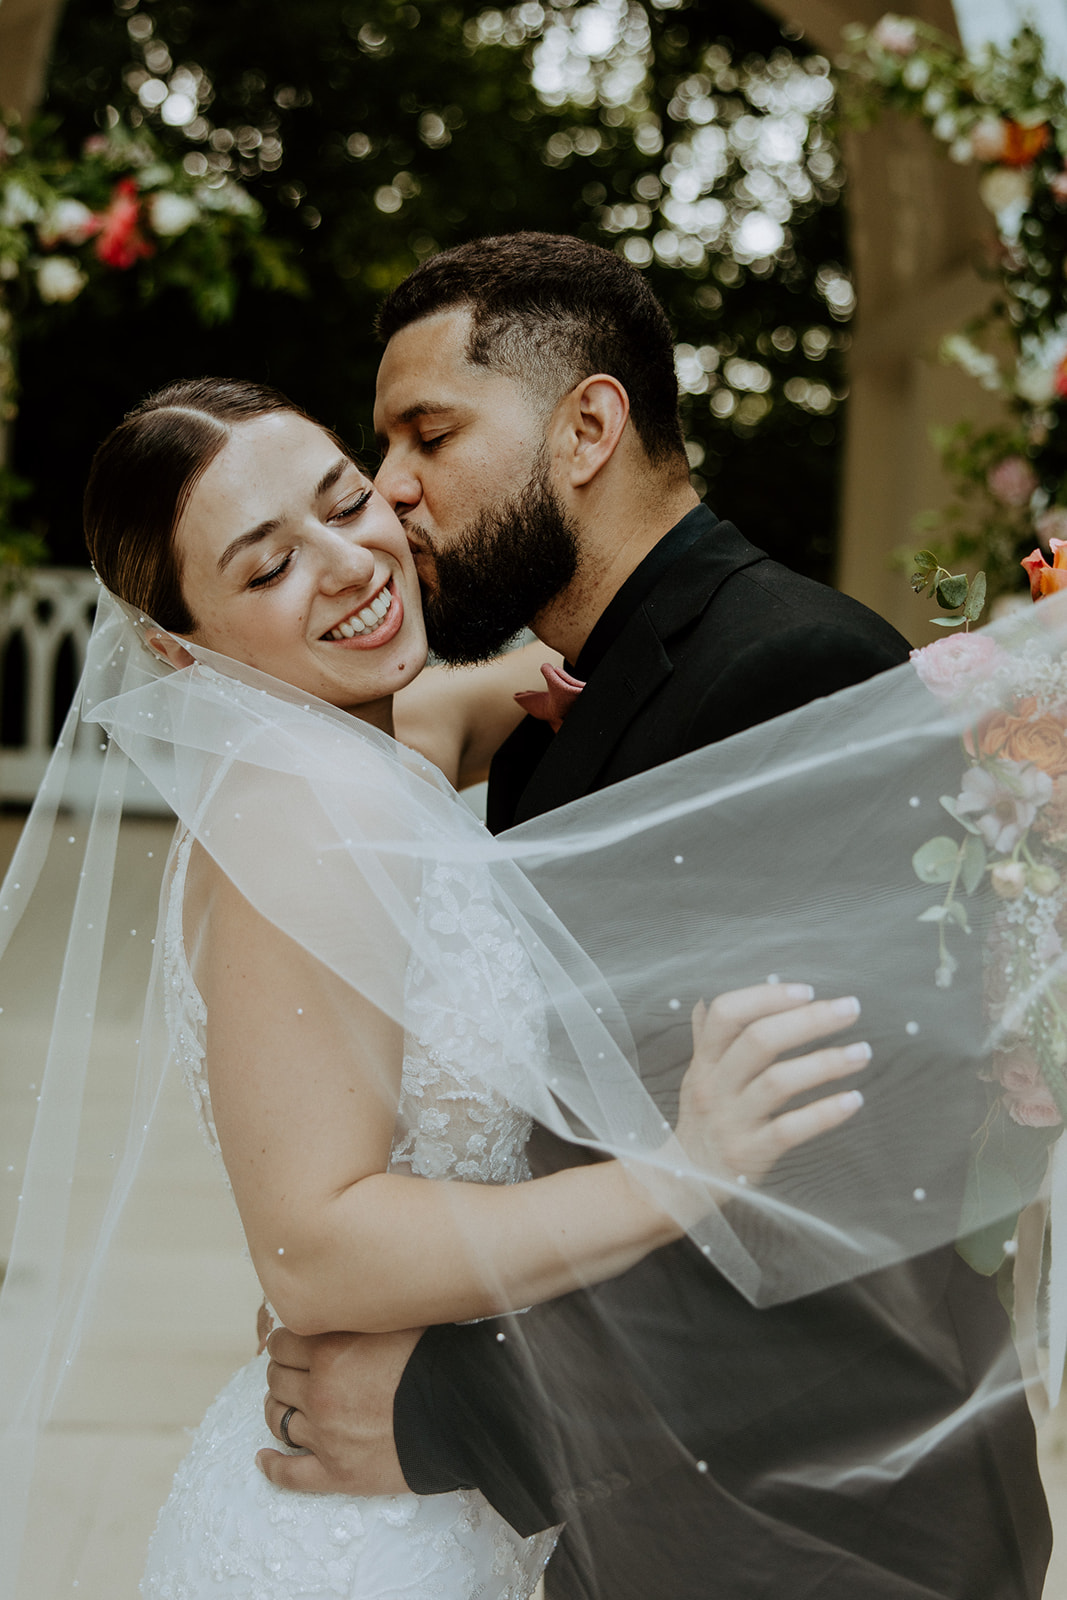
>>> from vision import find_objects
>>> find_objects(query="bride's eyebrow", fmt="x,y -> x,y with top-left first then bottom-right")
217,518 -> 282,575
216,458 -> 355,574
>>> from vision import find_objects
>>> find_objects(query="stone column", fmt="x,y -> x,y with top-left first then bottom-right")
0,0 -> 65,119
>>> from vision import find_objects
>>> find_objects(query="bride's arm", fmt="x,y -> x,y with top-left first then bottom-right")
196,853 -> 864,1340
392,641 -> 562,788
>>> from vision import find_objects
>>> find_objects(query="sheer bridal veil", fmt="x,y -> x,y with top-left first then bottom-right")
3,584 -> 1067,1593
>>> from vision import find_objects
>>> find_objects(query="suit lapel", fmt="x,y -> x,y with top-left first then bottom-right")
498,515 -> 769,825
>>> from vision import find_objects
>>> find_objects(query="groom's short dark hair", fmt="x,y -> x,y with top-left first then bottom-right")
377,232 -> 688,473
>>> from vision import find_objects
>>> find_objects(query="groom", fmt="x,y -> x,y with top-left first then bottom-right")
262,233 -> 1051,1597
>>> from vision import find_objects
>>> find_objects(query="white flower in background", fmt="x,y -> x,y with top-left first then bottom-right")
901,55 -> 931,90
1037,507 -> 1067,550
37,198 -> 96,248
941,332 -> 1003,392
0,180 -> 41,228
1015,319 -> 1067,404
871,14 -> 918,55
195,181 -> 258,217
979,164 -> 1032,242
35,255 -> 88,303
970,117 -> 1008,162
147,191 -> 199,237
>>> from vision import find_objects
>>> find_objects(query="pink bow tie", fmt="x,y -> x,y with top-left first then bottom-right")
513,663 -> 586,733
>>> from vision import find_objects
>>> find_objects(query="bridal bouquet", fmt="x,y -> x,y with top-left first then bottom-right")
911,552 -> 1067,1267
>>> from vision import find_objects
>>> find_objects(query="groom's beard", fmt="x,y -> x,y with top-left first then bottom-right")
410,465 -> 581,667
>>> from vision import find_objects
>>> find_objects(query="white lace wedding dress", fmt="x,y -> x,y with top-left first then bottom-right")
141,834 -> 559,1600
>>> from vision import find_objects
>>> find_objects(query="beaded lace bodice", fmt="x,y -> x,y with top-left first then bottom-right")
162,832 -> 541,1190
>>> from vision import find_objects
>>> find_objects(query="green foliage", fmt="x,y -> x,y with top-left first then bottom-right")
908,547 -> 988,627
841,20 -> 1067,604
14,0 -> 854,570
0,467 -> 47,578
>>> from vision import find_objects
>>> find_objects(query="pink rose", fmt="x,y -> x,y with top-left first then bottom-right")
1006,1086 -> 1063,1127
987,454 -> 1038,507
910,631 -> 1004,699
996,1048 -> 1064,1127
871,14 -> 918,55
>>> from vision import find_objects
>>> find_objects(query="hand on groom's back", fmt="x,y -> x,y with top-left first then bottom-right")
259,1325 -> 422,1495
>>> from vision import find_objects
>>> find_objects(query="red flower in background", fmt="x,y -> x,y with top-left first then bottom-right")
92,178 -> 154,269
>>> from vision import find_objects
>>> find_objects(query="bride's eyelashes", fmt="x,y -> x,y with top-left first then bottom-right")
246,489 -> 375,591
328,488 -> 374,523
248,551 -> 294,590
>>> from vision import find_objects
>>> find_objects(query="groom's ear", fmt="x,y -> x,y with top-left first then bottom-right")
146,631 -> 196,670
555,375 -> 630,488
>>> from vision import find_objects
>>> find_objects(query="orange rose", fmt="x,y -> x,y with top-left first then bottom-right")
1002,120 -> 1052,167
980,696 -> 1067,775
1022,541 -> 1067,599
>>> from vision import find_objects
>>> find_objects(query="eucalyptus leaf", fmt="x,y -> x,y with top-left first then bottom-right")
912,836 -> 959,883
930,616 -> 965,628
963,570 -> 987,623
961,833 -> 987,894
939,795 -> 981,834
918,905 -> 950,923
912,550 -> 939,574
936,574 -> 968,609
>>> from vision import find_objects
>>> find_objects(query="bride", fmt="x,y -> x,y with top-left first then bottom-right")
60,376 -> 870,1600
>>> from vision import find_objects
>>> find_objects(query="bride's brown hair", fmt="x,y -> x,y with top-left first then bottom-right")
84,377 -> 345,631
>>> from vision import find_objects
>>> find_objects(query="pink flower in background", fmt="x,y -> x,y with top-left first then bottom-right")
1036,507 -> 1067,551
987,454 -> 1038,507
1022,539 -> 1067,599
872,14 -> 918,55
970,118 -> 1008,163
1052,170 -> 1067,204
996,1048 -> 1063,1126
910,631 -> 1004,699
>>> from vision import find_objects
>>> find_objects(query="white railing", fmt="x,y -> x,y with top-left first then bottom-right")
0,567 -> 170,812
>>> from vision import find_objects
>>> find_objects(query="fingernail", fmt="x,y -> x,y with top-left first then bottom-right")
829,996 -> 861,1019
785,982 -> 814,1000
845,1042 -> 872,1065
843,1089 -> 864,1109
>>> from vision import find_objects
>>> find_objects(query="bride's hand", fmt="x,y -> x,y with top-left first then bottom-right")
675,983 -> 869,1186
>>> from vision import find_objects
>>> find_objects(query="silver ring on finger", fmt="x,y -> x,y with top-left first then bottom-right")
279,1404 -> 300,1449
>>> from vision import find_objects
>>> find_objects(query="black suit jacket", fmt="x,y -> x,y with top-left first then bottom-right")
395,509 -> 1051,1599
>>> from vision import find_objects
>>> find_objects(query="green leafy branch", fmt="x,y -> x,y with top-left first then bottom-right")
909,549 -> 988,628
912,807 -> 988,986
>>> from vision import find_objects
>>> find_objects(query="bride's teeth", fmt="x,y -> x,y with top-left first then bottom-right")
327,587 -> 392,640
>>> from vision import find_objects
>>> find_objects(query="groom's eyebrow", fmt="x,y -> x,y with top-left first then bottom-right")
374,402 -> 449,448
216,458 -> 353,574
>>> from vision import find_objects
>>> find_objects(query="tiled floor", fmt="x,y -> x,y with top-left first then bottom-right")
1,815 -> 1063,1597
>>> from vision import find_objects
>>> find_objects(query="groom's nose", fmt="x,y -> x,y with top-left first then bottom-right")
373,451 -> 421,519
